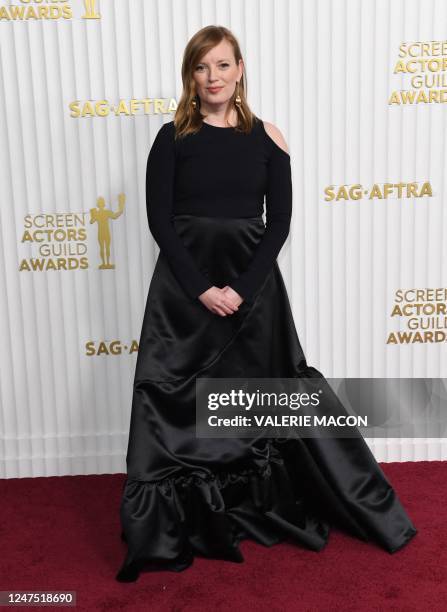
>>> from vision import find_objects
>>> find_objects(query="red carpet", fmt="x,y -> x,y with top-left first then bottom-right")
0,461 -> 445,611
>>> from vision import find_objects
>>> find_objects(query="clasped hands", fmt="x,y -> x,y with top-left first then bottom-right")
198,285 -> 243,317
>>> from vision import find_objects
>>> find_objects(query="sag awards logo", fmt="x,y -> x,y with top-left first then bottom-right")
387,288 -> 447,344
85,338 -> 139,357
90,193 -> 125,269
389,40 -> 447,105
82,0 -> 100,19
19,193 -> 125,271
324,181 -> 432,202
69,99 -> 177,118
0,0 -> 101,21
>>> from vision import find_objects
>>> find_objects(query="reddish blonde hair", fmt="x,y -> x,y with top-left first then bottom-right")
173,25 -> 257,138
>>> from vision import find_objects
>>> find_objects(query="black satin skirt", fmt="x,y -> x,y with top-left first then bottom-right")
116,214 -> 417,580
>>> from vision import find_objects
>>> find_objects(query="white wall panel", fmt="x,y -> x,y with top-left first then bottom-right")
1,0 -> 446,477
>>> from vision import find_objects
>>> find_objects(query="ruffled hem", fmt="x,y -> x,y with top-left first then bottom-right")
116,437 -> 418,581
117,440 -> 363,581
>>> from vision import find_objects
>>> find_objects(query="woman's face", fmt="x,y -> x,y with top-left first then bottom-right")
192,38 -> 243,110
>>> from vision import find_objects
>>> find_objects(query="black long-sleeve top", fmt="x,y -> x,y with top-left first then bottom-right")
146,116 -> 292,303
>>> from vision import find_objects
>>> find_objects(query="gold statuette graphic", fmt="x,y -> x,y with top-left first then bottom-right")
89,193 -> 125,269
82,0 -> 101,19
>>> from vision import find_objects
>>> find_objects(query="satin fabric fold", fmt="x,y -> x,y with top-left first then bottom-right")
117,215 -> 417,579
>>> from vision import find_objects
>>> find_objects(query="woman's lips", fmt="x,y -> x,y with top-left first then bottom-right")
207,87 -> 223,93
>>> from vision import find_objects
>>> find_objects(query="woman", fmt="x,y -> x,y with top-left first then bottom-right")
116,25 -> 417,582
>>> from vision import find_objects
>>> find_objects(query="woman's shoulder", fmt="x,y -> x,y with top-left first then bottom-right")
157,119 -> 175,136
256,117 -> 290,157
149,120 -> 175,147
149,120 -> 177,153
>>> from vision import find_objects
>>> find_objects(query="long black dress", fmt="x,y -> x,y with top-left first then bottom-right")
116,117 -> 417,581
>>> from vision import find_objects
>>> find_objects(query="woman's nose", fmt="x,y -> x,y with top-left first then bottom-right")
208,68 -> 218,81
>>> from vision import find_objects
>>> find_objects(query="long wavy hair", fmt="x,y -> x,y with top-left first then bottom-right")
173,25 -> 258,138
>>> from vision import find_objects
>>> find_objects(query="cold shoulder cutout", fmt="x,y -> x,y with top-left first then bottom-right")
262,120 -> 290,157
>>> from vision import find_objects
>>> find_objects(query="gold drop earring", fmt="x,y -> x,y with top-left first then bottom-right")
234,82 -> 241,107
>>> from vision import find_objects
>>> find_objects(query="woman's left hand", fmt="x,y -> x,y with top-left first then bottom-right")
221,286 -> 244,308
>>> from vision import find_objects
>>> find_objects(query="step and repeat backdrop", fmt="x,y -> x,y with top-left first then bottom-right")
1,0 -> 447,477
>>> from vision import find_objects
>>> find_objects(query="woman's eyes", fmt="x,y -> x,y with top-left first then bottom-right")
196,63 -> 230,71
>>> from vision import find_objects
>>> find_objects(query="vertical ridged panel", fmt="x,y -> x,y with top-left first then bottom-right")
0,0 -> 445,477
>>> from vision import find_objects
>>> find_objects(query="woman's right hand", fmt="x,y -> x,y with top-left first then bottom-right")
198,286 -> 240,317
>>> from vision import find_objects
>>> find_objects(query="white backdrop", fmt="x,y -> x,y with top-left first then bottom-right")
1,0 -> 447,478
